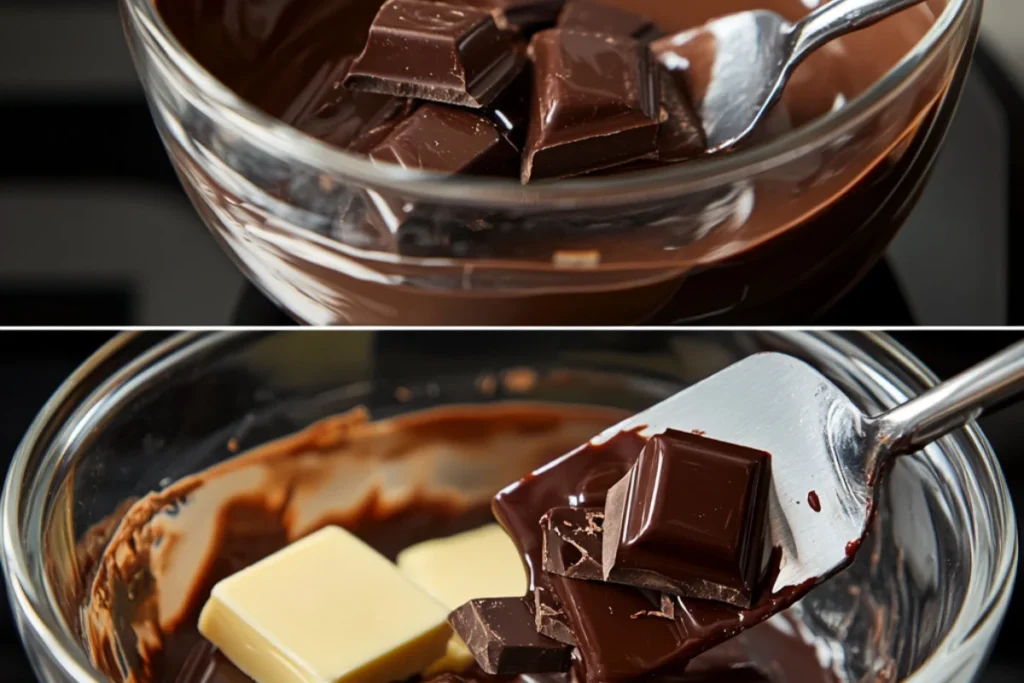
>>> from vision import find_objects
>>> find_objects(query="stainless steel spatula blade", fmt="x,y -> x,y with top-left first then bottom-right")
590,343 -> 1024,594
593,352 -> 870,593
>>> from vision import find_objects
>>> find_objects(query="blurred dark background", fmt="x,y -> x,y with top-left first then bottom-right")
0,331 -> 1020,680
0,2 -> 1022,326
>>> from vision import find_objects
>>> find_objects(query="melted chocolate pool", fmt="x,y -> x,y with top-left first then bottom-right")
79,402 -> 843,683
153,0 -> 939,181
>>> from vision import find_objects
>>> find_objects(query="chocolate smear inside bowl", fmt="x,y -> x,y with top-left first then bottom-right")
77,397 -> 856,683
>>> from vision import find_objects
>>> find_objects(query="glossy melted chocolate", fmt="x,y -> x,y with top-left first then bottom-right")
77,402 -> 843,683
494,431 -> 821,683
154,0 -> 933,179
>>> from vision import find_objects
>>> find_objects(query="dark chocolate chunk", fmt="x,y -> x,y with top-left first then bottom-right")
602,430 -> 772,608
368,103 -> 519,176
494,430 -> 817,683
533,585 -> 576,645
522,30 -> 659,182
452,0 -> 566,30
283,56 -> 414,152
344,0 -> 526,108
541,507 -> 605,580
448,597 -> 572,675
556,0 -> 660,41
656,69 -> 707,162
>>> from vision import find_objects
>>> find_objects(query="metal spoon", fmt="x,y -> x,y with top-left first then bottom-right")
590,340 -> 1024,594
653,0 -> 929,152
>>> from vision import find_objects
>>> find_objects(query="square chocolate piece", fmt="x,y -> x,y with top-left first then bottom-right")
557,0 -> 660,41
522,29 -> 659,182
448,597 -> 572,674
541,506 -> 605,580
602,430 -> 772,608
345,0 -> 526,108
369,103 -> 519,176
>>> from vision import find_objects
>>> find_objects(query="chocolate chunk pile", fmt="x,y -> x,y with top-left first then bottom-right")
447,429 -> 802,682
288,0 -> 707,182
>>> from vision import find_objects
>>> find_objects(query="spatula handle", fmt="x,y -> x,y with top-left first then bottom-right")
873,340 -> 1024,458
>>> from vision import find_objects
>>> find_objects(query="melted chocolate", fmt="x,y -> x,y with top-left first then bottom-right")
493,431 -> 822,683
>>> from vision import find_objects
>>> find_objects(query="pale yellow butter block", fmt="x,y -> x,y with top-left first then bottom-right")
397,524 -> 527,608
397,525 -> 527,674
199,526 -> 452,683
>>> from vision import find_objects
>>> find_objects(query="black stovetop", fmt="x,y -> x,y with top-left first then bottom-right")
0,332 -> 1020,681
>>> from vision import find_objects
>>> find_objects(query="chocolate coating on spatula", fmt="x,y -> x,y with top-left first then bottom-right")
549,576 -> 691,683
602,430 -> 772,608
494,429 -> 822,683
345,0 -> 526,108
557,0 -> 660,41
521,29 -> 660,182
448,597 -> 572,674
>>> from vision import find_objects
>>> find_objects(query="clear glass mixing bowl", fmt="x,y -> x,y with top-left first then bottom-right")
2,331 -> 1017,681
119,0 -> 981,324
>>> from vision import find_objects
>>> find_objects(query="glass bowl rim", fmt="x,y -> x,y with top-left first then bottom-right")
120,0 -> 979,208
1,330 -> 1017,683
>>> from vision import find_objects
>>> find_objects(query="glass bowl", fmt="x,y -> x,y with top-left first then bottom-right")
119,0 -> 980,324
2,331 -> 1016,682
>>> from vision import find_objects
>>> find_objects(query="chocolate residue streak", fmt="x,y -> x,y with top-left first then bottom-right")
80,403 -> 626,683
807,491 -> 821,512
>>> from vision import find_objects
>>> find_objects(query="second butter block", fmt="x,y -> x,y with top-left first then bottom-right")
397,524 -> 528,674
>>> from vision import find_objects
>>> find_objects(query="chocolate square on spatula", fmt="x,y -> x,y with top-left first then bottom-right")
522,29 -> 660,182
448,597 -> 572,674
603,430 -> 772,608
345,0 -> 526,108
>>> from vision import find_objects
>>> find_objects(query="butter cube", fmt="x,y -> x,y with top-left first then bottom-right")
199,526 -> 452,683
397,525 -> 527,674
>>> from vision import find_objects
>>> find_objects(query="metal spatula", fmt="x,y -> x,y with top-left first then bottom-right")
590,341 -> 1024,593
